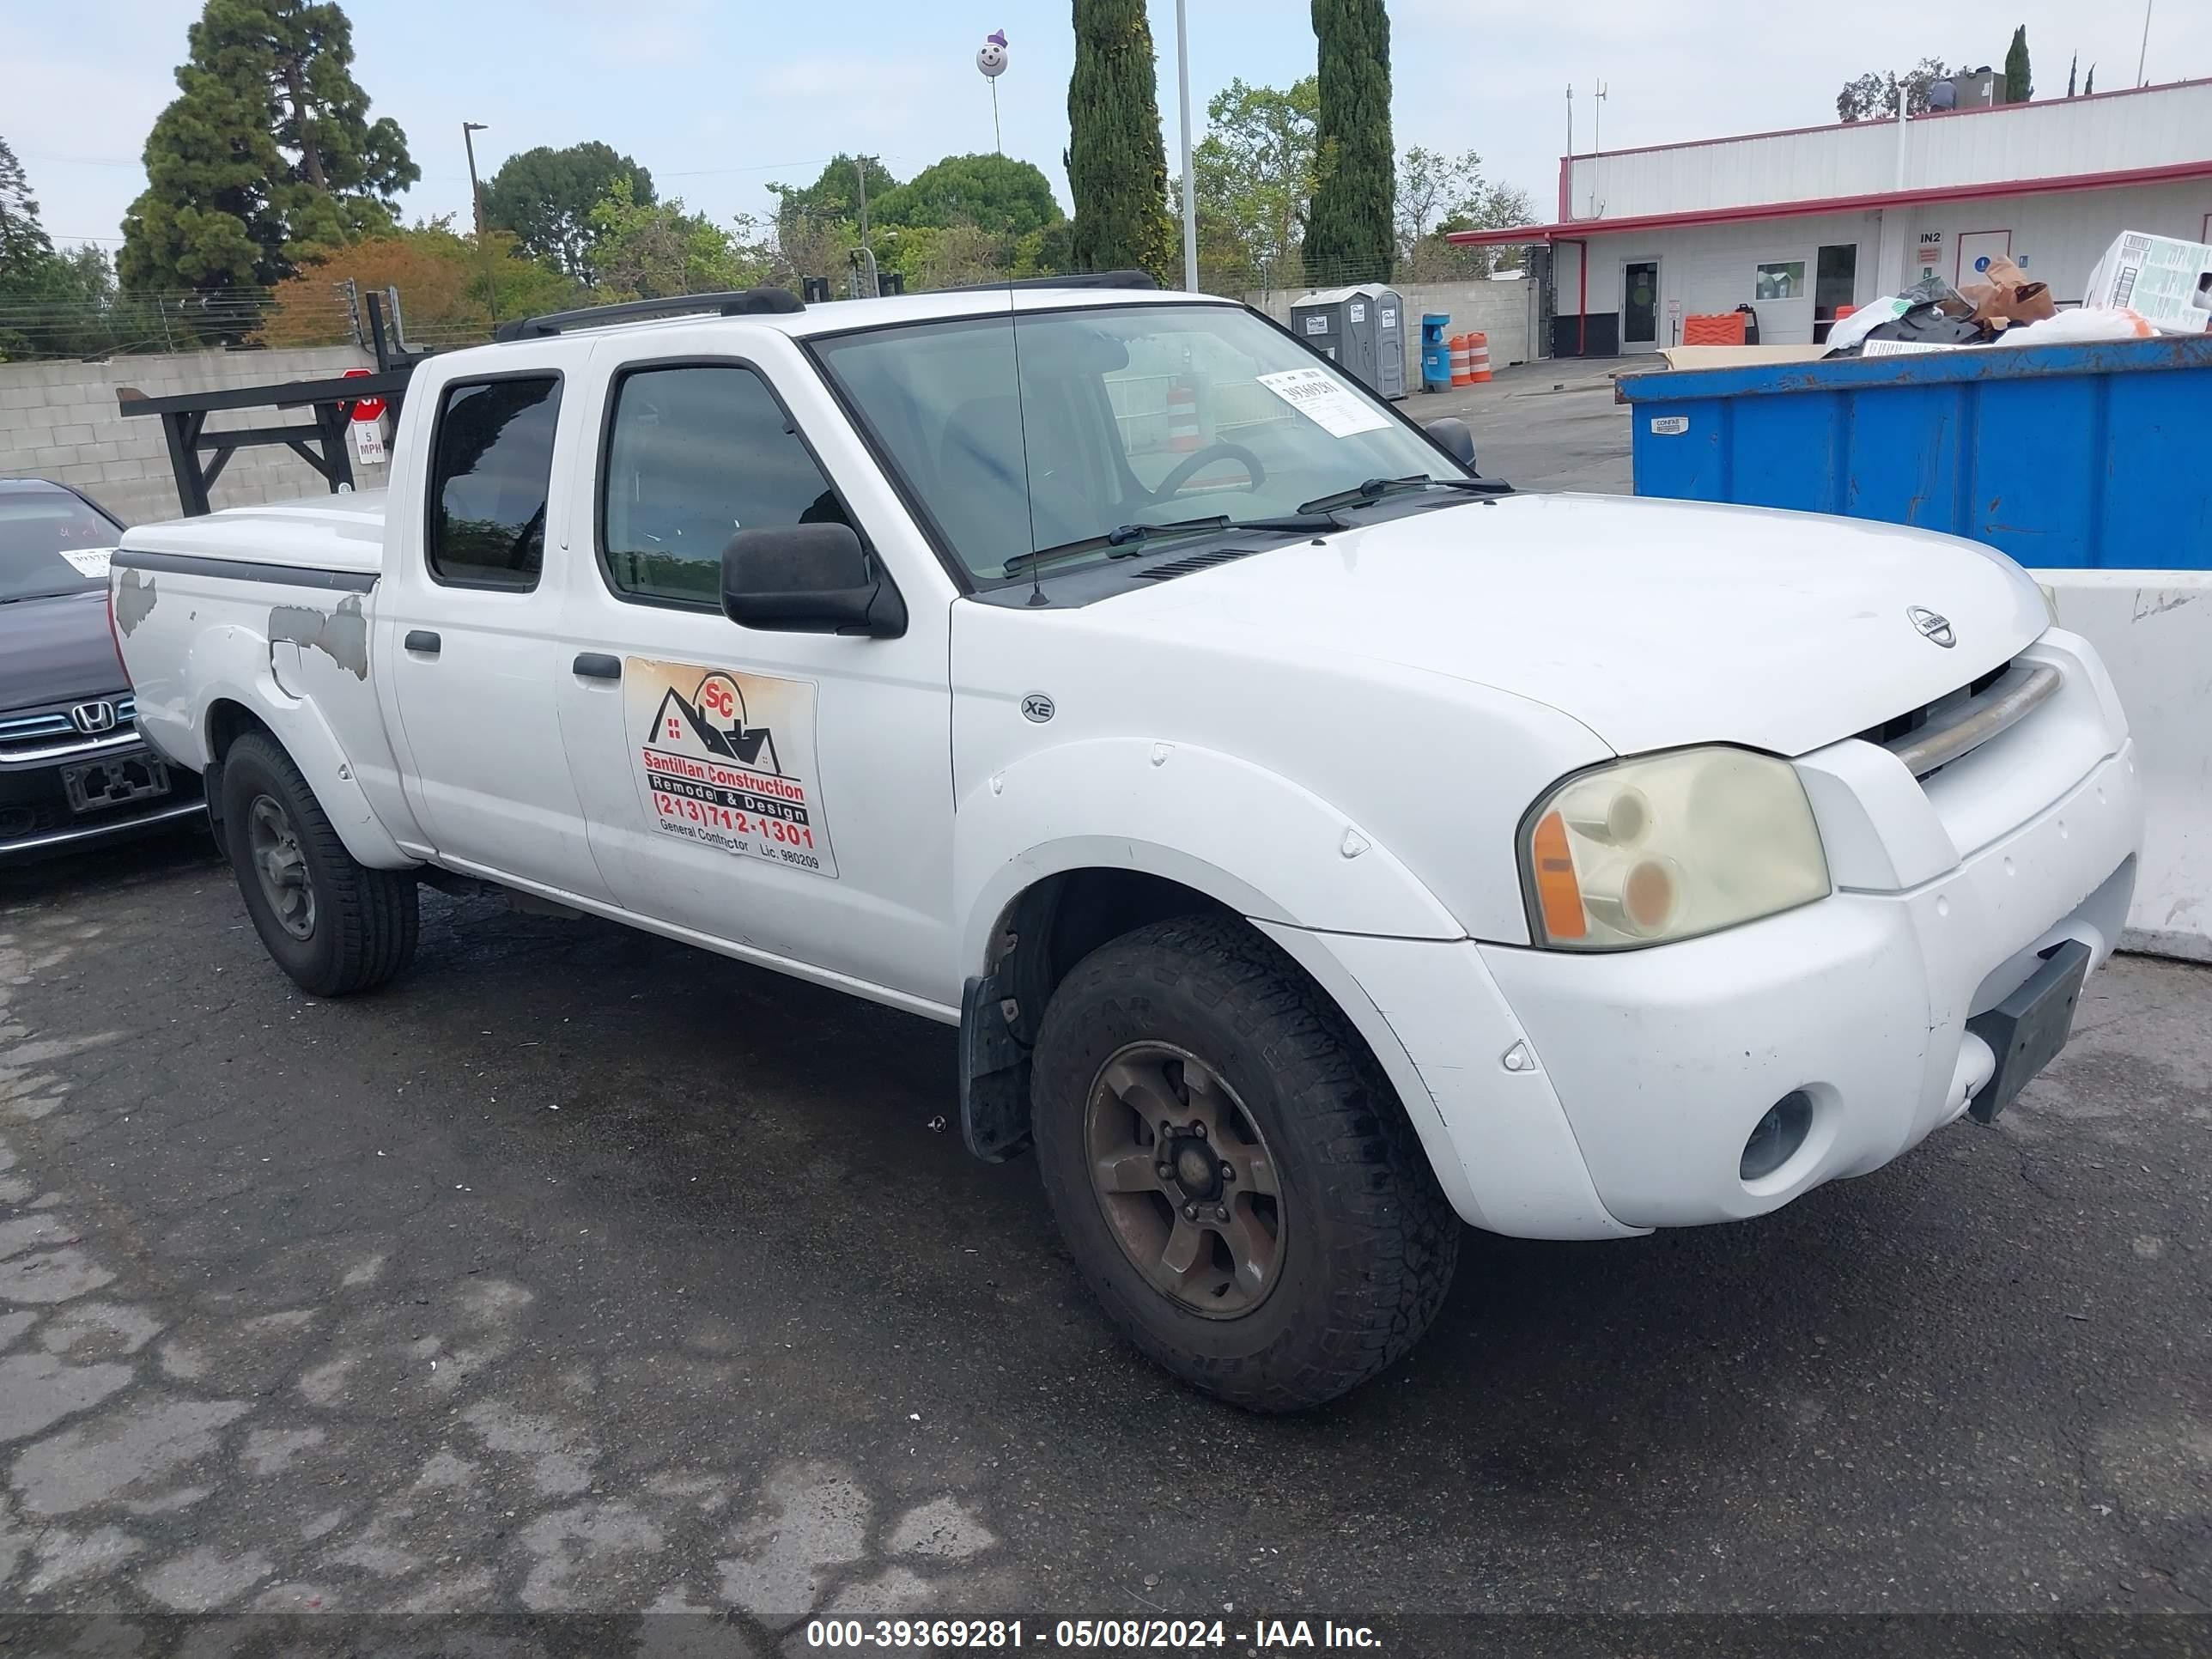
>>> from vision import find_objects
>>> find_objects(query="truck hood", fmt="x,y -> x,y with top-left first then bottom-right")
1101,492 -> 2050,756
0,588 -> 129,711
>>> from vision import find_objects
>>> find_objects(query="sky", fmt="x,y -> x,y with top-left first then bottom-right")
9,0 -> 2208,262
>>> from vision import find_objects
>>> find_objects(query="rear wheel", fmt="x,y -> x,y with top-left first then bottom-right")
1031,915 -> 1459,1411
220,732 -> 418,996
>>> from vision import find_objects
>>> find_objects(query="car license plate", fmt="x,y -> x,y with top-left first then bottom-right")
1966,939 -> 2092,1123
61,756 -> 172,815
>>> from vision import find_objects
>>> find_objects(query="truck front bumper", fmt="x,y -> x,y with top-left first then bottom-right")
1282,741 -> 2140,1239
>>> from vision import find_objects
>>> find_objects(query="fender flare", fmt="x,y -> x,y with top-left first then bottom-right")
198,669 -> 416,871
954,738 -> 1464,982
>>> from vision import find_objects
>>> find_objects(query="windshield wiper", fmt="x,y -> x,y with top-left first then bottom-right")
1002,512 -> 1336,578
1296,474 -> 1514,514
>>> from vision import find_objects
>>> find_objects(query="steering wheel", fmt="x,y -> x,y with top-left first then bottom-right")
1152,441 -> 1267,501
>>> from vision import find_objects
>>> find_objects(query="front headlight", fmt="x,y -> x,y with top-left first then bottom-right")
1520,746 -> 1829,950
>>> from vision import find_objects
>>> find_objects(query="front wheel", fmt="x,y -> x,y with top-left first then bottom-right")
1031,916 -> 1459,1411
220,732 -> 419,997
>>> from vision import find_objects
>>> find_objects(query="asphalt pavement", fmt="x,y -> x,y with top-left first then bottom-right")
1410,362 -> 1638,495
1,827 -> 2206,1653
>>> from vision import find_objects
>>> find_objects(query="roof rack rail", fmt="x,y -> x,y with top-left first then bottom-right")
942,270 -> 1161,294
494,286 -> 805,342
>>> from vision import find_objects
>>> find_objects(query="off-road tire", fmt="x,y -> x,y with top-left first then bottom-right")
1031,915 -> 1460,1411
221,732 -> 418,997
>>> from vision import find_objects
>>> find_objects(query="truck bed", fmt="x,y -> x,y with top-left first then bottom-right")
120,489 -> 389,579
112,489 -> 424,868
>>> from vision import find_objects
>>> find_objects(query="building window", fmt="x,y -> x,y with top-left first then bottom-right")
1755,261 -> 1808,302
1814,246 -> 1858,319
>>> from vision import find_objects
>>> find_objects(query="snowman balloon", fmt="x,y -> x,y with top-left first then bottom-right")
977,29 -> 1008,152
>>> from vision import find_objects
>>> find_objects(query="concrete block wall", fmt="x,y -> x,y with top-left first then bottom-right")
2039,571 -> 2212,963
1243,278 -> 1540,387
0,346 -> 389,526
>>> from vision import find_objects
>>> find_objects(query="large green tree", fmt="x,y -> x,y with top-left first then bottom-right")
119,0 -> 417,300
482,142 -> 654,283
1305,0 -> 1394,284
1066,0 -> 1174,283
1189,77 -> 1327,283
872,154 -> 1060,239
2004,27 -> 2033,103
768,154 -> 900,234
0,136 -> 53,277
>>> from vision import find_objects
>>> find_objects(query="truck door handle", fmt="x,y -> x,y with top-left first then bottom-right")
572,653 -> 622,681
404,629 -> 441,654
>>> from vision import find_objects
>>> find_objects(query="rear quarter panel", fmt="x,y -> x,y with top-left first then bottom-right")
112,559 -> 422,867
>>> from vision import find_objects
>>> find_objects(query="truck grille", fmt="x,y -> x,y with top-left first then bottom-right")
0,696 -> 139,763
1857,660 -> 2062,780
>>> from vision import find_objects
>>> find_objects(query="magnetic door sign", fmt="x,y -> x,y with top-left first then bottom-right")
624,658 -> 838,878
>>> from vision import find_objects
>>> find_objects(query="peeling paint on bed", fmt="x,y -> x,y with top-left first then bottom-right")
266,595 -> 368,680
114,568 -> 158,637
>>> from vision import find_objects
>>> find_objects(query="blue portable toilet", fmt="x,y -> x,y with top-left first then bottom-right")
1420,315 -> 1452,392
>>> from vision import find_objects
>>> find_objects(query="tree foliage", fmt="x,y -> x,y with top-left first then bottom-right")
483,143 -> 654,283
1066,0 -> 1174,282
0,136 -> 53,277
1395,148 -> 1533,279
1188,77 -> 1328,282
259,219 -> 578,347
2004,27 -> 2033,103
119,0 -> 416,302
1305,0 -> 1394,283
1835,58 -> 1958,121
871,154 -> 1060,240
769,154 -> 900,234
585,179 -> 772,301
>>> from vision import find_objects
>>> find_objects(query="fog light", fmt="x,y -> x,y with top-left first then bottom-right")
1741,1091 -> 1814,1182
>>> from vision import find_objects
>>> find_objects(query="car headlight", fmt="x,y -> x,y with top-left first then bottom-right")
1520,746 -> 1829,950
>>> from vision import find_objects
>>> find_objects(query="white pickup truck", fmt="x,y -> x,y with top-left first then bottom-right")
110,278 -> 2142,1410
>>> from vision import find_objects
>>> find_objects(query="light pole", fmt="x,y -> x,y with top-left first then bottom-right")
463,121 -> 496,325
1176,0 -> 1198,294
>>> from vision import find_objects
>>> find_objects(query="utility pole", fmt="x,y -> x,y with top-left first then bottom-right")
1176,0 -> 1199,293
1589,82 -> 1607,217
463,122 -> 496,326
854,155 -> 875,298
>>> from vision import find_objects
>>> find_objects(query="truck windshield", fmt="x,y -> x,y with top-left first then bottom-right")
0,491 -> 120,603
810,302 -> 1464,585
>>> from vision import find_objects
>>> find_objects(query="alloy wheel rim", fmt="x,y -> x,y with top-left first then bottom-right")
247,795 -> 316,941
1082,1041 -> 1285,1319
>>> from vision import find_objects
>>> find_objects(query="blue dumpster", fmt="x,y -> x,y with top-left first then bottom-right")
1420,314 -> 1452,392
1620,335 -> 2212,569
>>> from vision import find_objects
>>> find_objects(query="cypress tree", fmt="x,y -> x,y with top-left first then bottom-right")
2003,26 -> 2033,104
1306,0 -> 1395,284
120,0 -> 417,299
1066,0 -> 1174,283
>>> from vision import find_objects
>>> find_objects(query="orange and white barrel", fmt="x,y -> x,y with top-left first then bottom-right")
1165,377 -> 1202,453
1449,336 -> 1474,386
1465,331 -> 1492,383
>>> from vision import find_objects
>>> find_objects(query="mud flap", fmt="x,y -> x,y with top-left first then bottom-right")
960,973 -> 1032,1163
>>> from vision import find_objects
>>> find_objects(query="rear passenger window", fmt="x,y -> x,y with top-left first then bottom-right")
428,376 -> 562,589
600,364 -> 853,608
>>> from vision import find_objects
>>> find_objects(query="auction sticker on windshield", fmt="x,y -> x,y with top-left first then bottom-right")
1255,366 -> 1391,438
623,657 -> 838,878
59,548 -> 112,579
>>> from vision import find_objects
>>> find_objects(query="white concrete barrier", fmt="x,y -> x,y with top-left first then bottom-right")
2037,569 -> 2212,963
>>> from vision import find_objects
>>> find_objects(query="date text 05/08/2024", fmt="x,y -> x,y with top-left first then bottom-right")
802,1618 -> 1382,1650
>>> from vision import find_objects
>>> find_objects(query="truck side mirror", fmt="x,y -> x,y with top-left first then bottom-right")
720,523 -> 906,638
1423,416 -> 1478,471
